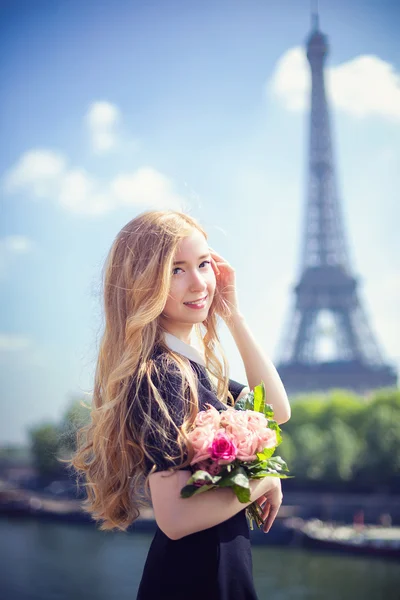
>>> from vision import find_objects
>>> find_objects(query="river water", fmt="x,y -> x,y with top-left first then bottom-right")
1,517 -> 399,599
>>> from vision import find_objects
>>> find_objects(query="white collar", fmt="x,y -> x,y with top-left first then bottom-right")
163,331 -> 206,367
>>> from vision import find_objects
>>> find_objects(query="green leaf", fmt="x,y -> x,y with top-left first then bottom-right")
247,459 -> 268,472
267,420 -> 283,446
263,403 -> 275,419
256,446 -> 276,461
234,392 -> 254,411
219,465 -> 249,487
217,465 -> 251,502
180,483 -> 217,498
254,383 -> 265,414
247,470 -> 271,479
265,455 -> 289,473
232,483 -> 251,503
186,469 -> 222,486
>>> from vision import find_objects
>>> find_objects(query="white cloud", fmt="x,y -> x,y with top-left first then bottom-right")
3,149 -> 66,198
363,271 -> 400,363
269,47 -> 400,121
111,167 -> 183,210
1,235 -> 34,254
0,235 -> 35,280
85,101 -> 121,154
0,334 -> 47,368
2,148 -> 185,216
0,334 -> 32,351
269,47 -> 308,112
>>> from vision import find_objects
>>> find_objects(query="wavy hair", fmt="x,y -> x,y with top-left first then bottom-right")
67,210 -> 236,531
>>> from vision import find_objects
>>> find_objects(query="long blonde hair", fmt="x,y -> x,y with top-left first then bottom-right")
68,210 -> 235,531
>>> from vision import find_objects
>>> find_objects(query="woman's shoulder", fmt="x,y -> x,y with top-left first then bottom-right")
149,345 -> 184,390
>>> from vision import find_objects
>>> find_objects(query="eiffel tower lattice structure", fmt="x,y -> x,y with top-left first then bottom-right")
276,11 -> 397,395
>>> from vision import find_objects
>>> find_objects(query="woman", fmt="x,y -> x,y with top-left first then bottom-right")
70,210 -> 291,600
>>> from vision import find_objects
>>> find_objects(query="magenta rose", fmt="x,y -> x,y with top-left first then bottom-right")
209,430 -> 238,465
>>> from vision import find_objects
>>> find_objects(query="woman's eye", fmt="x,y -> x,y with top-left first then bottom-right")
172,261 -> 210,275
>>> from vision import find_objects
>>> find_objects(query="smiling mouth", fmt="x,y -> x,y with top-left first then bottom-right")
184,295 -> 208,306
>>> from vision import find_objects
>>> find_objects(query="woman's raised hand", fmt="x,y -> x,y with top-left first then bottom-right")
209,247 -> 241,322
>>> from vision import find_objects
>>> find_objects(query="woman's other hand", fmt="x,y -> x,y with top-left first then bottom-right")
208,247 -> 241,322
255,478 -> 283,533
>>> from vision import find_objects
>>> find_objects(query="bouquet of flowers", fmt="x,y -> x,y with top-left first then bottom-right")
180,381 -> 290,530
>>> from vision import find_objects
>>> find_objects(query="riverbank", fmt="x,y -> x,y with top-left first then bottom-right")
2,480 -> 400,559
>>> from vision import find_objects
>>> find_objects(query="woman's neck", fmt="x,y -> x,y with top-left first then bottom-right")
160,323 -> 195,345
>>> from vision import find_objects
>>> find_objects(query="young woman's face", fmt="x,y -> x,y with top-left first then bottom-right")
160,229 -> 216,336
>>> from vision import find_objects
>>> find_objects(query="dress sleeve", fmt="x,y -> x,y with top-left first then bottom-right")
228,378 -> 248,402
129,357 -> 190,475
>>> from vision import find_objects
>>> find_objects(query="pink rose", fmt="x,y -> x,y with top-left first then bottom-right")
256,428 -> 277,453
246,411 -> 268,433
220,407 -> 248,432
209,430 -> 237,465
233,427 -> 260,462
194,405 -> 221,431
189,425 -> 215,465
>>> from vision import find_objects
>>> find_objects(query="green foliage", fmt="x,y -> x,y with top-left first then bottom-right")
234,393 -> 254,412
253,381 -> 265,413
218,466 -> 251,503
28,423 -> 62,477
291,424 -> 327,480
277,431 -> 295,466
283,386 -> 400,490
322,419 -> 362,482
0,445 -> 31,464
59,396 -> 91,453
319,391 -> 365,432
24,394 -> 92,479
284,398 -> 326,435
180,470 -> 221,498
358,403 -> 400,480
369,387 -> 400,411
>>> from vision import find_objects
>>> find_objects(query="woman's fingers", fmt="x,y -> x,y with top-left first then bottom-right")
262,502 -> 271,521
263,503 -> 280,533
208,247 -> 228,264
210,257 -> 220,275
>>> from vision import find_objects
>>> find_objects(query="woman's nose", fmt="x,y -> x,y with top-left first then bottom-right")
189,270 -> 207,290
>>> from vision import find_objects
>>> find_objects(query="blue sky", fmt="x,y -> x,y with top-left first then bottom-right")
1,0 -> 399,445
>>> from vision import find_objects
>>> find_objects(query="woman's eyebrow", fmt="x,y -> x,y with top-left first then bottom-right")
173,253 -> 210,266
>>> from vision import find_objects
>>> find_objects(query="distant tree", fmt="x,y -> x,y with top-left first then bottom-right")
277,431 -> 295,468
284,396 -> 326,436
321,419 -> 362,483
284,387 -> 400,491
357,402 -> 400,487
28,423 -> 63,479
319,390 -> 365,433
291,424 -> 327,481
369,387 -> 400,411
59,396 -> 92,453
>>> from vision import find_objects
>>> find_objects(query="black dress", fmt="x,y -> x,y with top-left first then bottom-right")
132,347 -> 259,600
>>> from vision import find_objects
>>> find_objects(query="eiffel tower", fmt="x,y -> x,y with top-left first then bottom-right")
276,8 -> 398,395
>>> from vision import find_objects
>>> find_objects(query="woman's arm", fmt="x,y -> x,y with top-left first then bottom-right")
149,468 -> 282,540
226,312 -> 291,425
209,248 -> 291,425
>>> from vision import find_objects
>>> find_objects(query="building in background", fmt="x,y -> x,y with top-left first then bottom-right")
276,9 -> 398,395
